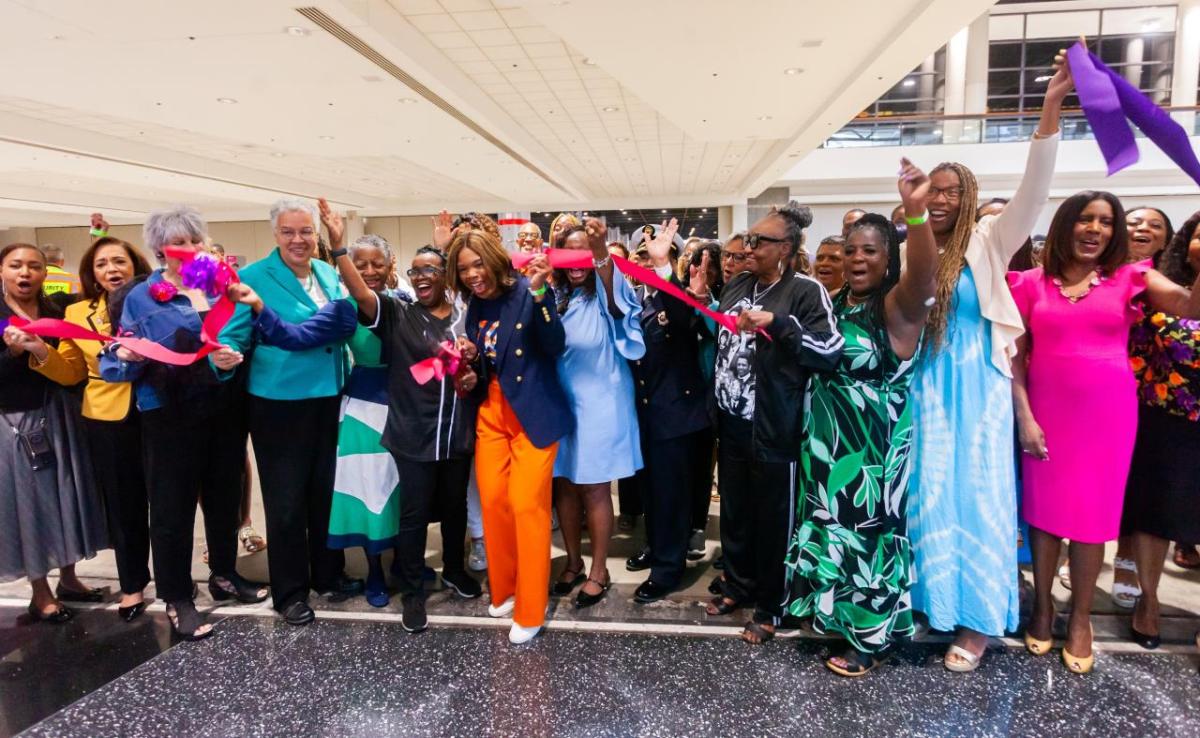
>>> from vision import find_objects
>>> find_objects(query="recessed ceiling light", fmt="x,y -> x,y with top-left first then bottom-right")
624,157 -> 637,162
615,136 -> 629,142
284,26 -> 311,37
271,152 -> 286,158
757,115 -> 773,121
319,135 -> 334,140
582,57 -> 597,66
800,39 -> 823,48
783,67 -> 804,75
398,97 -> 417,104
461,136 -> 475,142
602,106 -> 620,113
902,78 -> 916,87
216,97 -> 238,104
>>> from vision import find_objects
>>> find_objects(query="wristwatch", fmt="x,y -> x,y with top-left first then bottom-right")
330,247 -> 348,259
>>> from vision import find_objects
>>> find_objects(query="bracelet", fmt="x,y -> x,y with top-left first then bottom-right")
592,255 -> 611,269
905,211 -> 929,226
89,228 -> 108,238
330,247 -> 348,258
528,284 -> 547,297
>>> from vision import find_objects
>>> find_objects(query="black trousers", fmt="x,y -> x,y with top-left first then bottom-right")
141,405 -> 243,603
249,396 -> 344,611
617,475 -> 643,517
688,429 -> 715,532
84,412 -> 150,596
391,456 -> 471,597
643,428 -> 711,588
717,415 -> 796,625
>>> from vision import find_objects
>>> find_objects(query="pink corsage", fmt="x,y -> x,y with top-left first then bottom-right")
149,281 -> 178,303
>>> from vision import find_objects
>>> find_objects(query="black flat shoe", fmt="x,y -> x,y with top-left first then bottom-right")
625,548 -> 651,572
55,584 -> 106,603
633,580 -> 672,604
1130,625 -> 1160,650
551,564 -> 586,596
282,601 -> 315,626
315,575 -> 365,602
401,594 -> 428,634
119,601 -> 148,622
208,572 -> 269,604
27,603 -> 74,624
574,575 -> 611,609
441,569 -> 482,599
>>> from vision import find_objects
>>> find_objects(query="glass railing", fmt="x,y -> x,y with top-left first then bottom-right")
821,107 -> 1200,148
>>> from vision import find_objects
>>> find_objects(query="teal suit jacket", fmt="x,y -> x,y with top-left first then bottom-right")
218,249 -> 350,400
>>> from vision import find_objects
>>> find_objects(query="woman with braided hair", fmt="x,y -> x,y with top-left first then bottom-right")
907,48 -> 1072,672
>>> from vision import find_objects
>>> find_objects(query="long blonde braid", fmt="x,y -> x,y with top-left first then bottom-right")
924,162 -> 979,355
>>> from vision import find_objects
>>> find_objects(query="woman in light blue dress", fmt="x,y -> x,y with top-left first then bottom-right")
908,68 -> 1065,671
550,220 -> 645,608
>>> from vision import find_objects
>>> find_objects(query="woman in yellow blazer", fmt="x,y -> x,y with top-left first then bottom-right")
28,237 -> 155,620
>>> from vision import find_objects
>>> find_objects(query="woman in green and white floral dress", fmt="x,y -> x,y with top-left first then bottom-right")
786,158 -> 939,677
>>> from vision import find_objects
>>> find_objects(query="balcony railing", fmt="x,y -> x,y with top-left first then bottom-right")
822,106 -> 1200,148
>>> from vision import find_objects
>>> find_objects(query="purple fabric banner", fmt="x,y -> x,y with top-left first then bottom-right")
1069,41 -> 1200,187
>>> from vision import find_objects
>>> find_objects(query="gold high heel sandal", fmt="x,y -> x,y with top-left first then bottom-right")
1062,627 -> 1095,674
1024,631 -> 1052,656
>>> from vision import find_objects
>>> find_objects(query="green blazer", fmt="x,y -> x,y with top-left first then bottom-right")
218,249 -> 350,400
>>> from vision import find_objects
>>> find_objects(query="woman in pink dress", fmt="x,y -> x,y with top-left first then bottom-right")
1008,191 -> 1200,674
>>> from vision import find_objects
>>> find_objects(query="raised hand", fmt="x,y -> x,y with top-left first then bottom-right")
688,251 -> 712,301
1045,40 -> 1077,106
897,157 -> 931,217
584,217 -> 608,258
318,198 -> 345,249
525,254 -> 552,295
90,212 -> 110,233
644,218 -> 679,268
432,210 -> 454,250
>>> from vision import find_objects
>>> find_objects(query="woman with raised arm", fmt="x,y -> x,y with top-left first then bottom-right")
549,219 -> 644,608
1011,193 -> 1200,674
787,159 -> 938,677
907,47 -> 1071,672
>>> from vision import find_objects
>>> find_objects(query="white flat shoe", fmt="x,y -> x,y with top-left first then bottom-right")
509,622 -> 542,644
487,596 -> 515,618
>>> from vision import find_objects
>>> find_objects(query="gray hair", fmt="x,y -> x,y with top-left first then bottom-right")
269,197 -> 319,230
518,222 -> 542,237
144,205 -> 208,259
724,231 -> 747,246
348,234 -> 394,264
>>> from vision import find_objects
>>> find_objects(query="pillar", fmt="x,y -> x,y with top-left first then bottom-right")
1171,0 -> 1200,131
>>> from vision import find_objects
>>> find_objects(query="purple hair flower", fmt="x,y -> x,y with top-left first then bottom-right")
181,253 -> 221,297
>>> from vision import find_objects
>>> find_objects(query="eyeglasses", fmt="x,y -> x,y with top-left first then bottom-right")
515,232 -> 539,241
406,266 -> 444,278
722,251 -> 749,263
745,233 -> 790,250
929,186 -> 965,202
278,228 -> 317,240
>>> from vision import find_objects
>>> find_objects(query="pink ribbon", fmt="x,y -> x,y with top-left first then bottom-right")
410,340 -> 462,385
511,249 -> 754,337
8,316 -> 218,366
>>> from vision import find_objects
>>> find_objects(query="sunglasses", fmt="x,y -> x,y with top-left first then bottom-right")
745,233 -> 791,250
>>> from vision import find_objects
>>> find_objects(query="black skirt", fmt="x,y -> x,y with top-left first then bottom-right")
1122,405 -> 1200,543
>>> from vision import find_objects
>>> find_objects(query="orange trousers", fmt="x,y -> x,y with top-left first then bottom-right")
475,378 -> 557,627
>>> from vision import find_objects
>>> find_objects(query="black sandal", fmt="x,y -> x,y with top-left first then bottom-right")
27,603 -> 74,624
742,620 -> 775,645
705,595 -> 740,616
551,564 -> 586,596
574,573 -> 611,609
209,572 -> 269,604
708,575 -> 726,596
825,647 -> 891,677
166,600 -> 214,641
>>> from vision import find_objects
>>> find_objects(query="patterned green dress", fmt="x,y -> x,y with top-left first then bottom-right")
785,298 -> 919,654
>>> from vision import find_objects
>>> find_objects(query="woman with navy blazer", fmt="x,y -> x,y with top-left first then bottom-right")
450,229 -> 571,645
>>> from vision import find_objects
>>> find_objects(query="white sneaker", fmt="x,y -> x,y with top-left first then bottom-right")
509,622 -> 542,644
487,596 -> 515,618
468,538 -> 488,572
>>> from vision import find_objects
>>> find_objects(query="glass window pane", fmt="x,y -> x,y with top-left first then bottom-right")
1026,10 -> 1100,40
989,69 -> 1022,97
989,40 -> 1023,69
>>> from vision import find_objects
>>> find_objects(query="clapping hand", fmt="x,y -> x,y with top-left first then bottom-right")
318,198 -> 345,249
644,218 -> 678,269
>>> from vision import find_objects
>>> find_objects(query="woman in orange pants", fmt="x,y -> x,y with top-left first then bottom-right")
450,229 -> 572,644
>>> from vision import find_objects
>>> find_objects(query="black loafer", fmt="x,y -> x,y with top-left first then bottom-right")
55,584 -> 106,603
634,580 -> 672,604
625,548 -> 651,572
315,575 -> 365,602
282,601 -> 315,626
119,601 -> 148,622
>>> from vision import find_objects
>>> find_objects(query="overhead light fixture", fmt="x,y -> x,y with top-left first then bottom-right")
216,97 -> 238,104
602,106 -> 620,113
271,152 -> 286,158
319,135 -> 334,140
1034,75 -> 1053,83
284,26 -> 311,37
582,57 -> 597,66
757,115 -> 773,121
902,78 -> 916,87
461,136 -> 475,141
615,136 -> 629,142
398,97 -> 417,104
783,67 -> 803,75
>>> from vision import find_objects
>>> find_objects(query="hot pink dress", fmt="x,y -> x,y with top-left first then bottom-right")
1006,262 -> 1150,543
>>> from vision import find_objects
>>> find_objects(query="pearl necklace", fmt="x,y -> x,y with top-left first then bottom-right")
1053,269 -> 1104,303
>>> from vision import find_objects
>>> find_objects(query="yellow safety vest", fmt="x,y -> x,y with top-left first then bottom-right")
44,264 -> 81,295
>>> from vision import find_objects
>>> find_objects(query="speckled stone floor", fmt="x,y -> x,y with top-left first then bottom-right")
9,613 -> 1200,738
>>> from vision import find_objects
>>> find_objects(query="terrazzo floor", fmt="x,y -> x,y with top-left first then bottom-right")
7,611 -> 1200,738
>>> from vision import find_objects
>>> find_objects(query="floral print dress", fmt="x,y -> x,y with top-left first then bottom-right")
785,299 -> 919,654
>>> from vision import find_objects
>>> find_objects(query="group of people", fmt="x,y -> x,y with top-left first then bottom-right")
3,48 -> 1199,674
